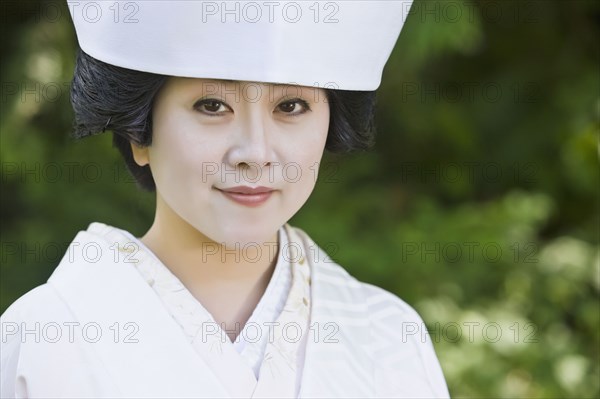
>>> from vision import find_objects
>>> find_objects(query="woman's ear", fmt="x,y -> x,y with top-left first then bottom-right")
130,142 -> 150,167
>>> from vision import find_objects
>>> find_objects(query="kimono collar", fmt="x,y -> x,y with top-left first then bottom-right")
48,222 -> 375,398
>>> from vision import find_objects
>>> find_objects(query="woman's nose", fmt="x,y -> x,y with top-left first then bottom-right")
226,110 -> 275,169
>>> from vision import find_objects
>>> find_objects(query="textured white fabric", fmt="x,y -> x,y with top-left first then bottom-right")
0,222 -> 450,398
95,222 -> 309,398
233,228 -> 295,377
118,226 -> 293,379
67,0 -> 414,90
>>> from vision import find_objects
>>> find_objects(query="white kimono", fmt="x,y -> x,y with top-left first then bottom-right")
0,222 -> 450,398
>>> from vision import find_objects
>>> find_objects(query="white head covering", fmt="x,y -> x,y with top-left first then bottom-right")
67,1 -> 413,90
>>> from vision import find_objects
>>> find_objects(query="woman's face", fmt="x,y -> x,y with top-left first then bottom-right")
132,77 -> 330,247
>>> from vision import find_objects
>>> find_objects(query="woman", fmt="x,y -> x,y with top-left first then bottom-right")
1,1 -> 449,397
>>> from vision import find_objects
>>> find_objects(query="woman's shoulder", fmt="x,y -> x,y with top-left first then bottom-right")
1,221 -> 124,323
0,220 -> 131,324
286,223 -> 427,317
287,224 -> 450,397
360,281 -> 427,325
1,283 -> 70,324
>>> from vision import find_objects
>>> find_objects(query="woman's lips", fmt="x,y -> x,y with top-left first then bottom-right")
216,186 -> 275,207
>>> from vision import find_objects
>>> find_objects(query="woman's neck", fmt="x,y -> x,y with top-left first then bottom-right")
138,195 -> 280,341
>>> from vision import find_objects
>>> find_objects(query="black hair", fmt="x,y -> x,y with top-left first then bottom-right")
70,49 -> 377,191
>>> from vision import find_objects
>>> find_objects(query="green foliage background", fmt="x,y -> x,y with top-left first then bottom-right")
1,1 -> 598,397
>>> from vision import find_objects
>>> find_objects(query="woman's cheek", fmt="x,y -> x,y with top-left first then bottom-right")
154,130 -> 206,177
292,150 -> 326,198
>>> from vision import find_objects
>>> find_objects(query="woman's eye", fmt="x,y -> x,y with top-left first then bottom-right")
276,99 -> 311,115
193,99 -> 231,115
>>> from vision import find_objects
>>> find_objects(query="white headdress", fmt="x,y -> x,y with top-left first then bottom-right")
67,1 -> 413,90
